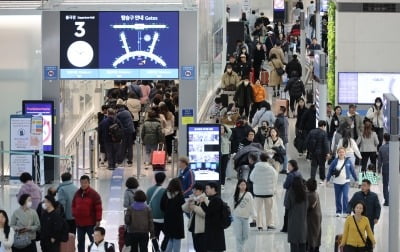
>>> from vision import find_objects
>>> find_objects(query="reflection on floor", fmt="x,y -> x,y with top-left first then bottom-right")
0,118 -> 395,251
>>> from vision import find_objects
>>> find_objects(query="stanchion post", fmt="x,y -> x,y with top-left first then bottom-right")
0,141 -> 4,189
75,139 -> 79,180
82,131 -> 86,171
33,151 -> 39,184
89,136 -> 95,179
171,138 -> 175,178
136,135 -> 141,178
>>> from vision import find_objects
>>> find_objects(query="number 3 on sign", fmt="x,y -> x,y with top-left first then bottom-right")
74,21 -> 86,38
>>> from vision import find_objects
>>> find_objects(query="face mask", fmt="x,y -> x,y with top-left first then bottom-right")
376,102 -> 381,107
42,203 -> 47,210
244,81 -> 249,86
227,69 -> 232,73
242,49 -> 246,53
256,45 -> 261,49
26,201 -> 32,208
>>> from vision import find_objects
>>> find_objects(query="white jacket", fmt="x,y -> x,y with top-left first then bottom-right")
366,106 -> 384,128
249,161 -> 278,196
232,191 -> 256,219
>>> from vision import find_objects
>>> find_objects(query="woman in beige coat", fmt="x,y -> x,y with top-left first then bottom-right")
268,53 -> 284,97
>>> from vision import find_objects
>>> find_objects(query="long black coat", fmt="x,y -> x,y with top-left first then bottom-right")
234,83 -> 253,108
285,58 -> 302,78
201,195 -> 226,251
160,192 -> 185,239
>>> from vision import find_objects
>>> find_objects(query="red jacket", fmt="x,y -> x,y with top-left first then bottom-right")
72,187 -> 102,227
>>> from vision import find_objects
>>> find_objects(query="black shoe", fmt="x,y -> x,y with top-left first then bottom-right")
258,227 -> 263,231
272,93 -> 277,97
267,226 -> 276,230
384,202 -> 389,206
250,221 -> 257,227
280,228 -> 287,233
277,92 -> 280,97
107,166 -> 116,170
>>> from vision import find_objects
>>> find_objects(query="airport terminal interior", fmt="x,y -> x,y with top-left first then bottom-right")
0,0 -> 400,251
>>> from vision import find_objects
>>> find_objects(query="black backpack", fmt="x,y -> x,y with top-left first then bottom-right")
220,201 -> 233,229
109,121 -> 123,143
291,79 -> 304,98
88,241 -> 115,252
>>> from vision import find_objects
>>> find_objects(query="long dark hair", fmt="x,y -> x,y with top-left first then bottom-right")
234,179 -> 248,203
288,160 -> 299,172
374,97 -> 383,110
341,129 -> 352,148
363,120 -> 373,138
0,210 -> 10,239
291,177 -> 306,203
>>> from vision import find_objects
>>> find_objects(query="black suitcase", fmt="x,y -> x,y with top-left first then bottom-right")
220,93 -> 229,108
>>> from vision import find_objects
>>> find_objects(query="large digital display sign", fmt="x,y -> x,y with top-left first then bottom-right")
187,124 -> 220,181
60,11 -> 179,79
22,101 -> 54,152
338,72 -> 400,104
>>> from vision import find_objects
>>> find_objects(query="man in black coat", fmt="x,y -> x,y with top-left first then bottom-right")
306,120 -> 330,181
116,104 -> 135,166
347,179 -> 381,232
285,54 -> 302,78
200,182 -> 226,252
234,80 -> 253,118
237,54 -> 251,80
230,116 -> 253,154
99,108 -> 122,170
284,72 -> 305,114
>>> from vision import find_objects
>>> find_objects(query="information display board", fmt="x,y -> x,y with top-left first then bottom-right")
187,124 -> 220,181
60,11 -> 179,79
22,101 -> 54,152
338,72 -> 400,104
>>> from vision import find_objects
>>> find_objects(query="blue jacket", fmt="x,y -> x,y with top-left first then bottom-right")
283,170 -> 302,205
117,109 -> 135,132
178,167 -> 195,198
326,158 -> 358,182
57,180 -> 78,220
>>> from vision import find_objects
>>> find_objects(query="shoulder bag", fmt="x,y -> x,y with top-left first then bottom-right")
271,60 -> 285,76
353,216 -> 373,251
333,158 -> 348,177
13,230 -> 31,249
234,192 -> 247,209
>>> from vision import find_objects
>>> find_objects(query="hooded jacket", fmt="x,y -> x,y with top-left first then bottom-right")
124,202 -> 154,236
57,180 -> 78,220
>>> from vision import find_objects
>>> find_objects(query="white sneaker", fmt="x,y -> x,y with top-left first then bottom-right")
342,213 -> 348,218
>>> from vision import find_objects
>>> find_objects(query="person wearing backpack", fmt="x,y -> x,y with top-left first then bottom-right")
40,195 -> 68,252
200,182 -> 226,252
98,108 -> 123,170
284,71 -> 305,116
88,227 -> 115,252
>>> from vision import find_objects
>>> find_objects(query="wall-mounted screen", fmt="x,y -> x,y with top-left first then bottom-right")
22,101 -> 54,152
187,124 -> 220,181
60,11 -> 179,79
338,72 -> 400,104
274,0 -> 285,10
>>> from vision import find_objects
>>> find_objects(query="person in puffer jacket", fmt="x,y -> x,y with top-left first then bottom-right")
249,152 -> 278,231
72,175 -> 103,252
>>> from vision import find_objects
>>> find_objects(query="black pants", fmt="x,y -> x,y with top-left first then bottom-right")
67,219 -> 76,234
239,104 -> 250,118
12,240 -> 37,252
307,246 -> 320,252
289,95 -> 300,113
273,85 -> 281,95
118,130 -> 134,163
105,142 -> 120,168
254,65 -> 261,82
127,233 -> 149,252
343,245 -> 367,252
361,152 -> 377,172
249,102 -> 262,123
193,233 -> 206,252
290,243 -> 306,252
311,153 -> 326,180
40,240 -> 60,252
282,208 -> 288,231
322,34 -> 328,53
375,127 -> 383,149
220,154 -> 229,185
382,171 -> 389,204
153,222 -> 168,252
165,134 -> 174,156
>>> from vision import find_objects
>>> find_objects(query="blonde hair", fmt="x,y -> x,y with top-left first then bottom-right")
178,156 -> 190,165
337,146 -> 346,153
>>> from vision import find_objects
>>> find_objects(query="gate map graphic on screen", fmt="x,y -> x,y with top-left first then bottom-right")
60,11 -> 179,79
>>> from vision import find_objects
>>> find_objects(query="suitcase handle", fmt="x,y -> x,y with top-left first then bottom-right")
157,143 -> 165,151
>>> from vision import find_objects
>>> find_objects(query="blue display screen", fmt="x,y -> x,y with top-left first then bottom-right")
60,11 -> 179,79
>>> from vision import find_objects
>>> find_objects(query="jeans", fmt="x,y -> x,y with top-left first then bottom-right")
220,154 -> 230,185
77,225 -> 94,252
310,153 -> 326,180
290,243 -> 306,252
145,144 -> 158,164
119,130 -> 134,163
192,233 -> 206,252
333,183 -> 350,214
254,197 -> 274,228
361,152 -> 377,172
127,232 -> 149,252
382,171 -> 389,204
233,216 -> 249,252
153,222 -> 168,252
165,238 -> 181,252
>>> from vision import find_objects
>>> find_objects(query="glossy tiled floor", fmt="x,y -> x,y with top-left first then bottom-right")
0,117 -> 395,252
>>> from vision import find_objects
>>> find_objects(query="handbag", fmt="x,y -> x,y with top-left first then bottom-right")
353,216 -> 373,251
271,60 -> 285,76
234,192 -> 247,209
13,231 -> 31,249
333,158 -> 348,177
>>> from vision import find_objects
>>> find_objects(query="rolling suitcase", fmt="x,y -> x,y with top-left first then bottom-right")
60,233 -> 75,252
152,144 -> 167,171
260,71 -> 269,85
118,225 -> 126,252
274,90 -> 289,116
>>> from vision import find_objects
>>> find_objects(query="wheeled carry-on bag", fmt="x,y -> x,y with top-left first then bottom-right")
152,144 -> 167,171
60,233 -> 76,252
274,89 -> 289,116
260,71 -> 269,85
